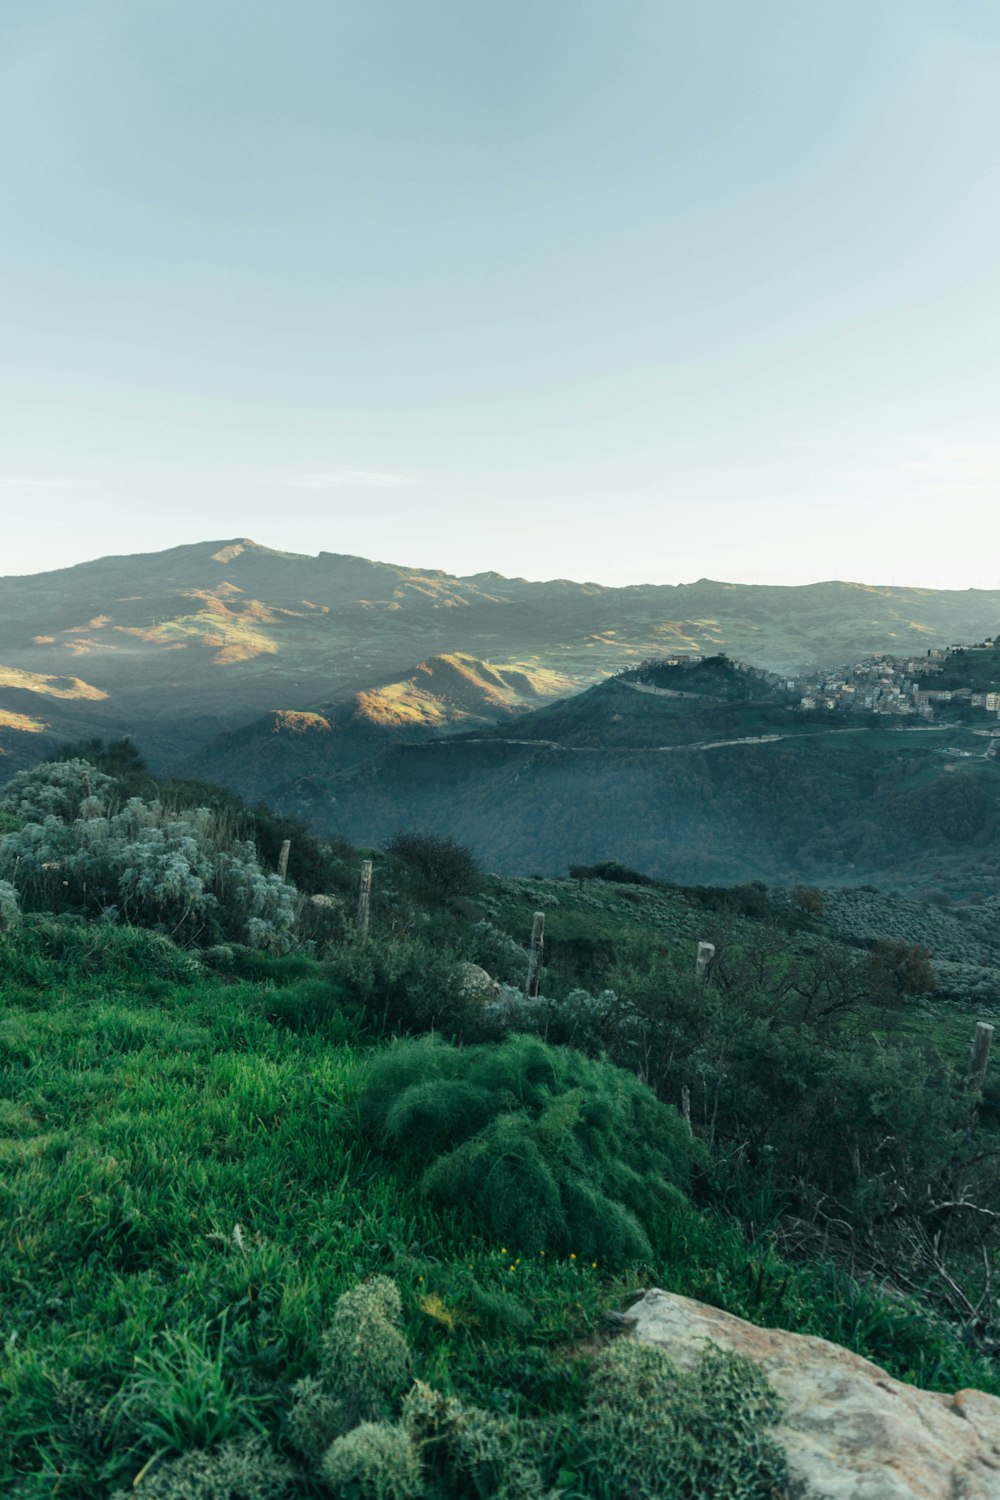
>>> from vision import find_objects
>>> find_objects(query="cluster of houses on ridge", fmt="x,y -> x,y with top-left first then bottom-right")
628,638 -> 1000,724
796,637 -> 1000,720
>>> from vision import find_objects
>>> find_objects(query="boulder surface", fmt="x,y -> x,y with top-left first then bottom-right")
627,1288 -> 1000,1499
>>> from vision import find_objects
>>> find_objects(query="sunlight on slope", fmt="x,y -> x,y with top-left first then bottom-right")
115,597 -> 280,664
0,708 -> 48,732
0,666 -> 107,701
270,711 -> 332,734
355,653 -> 575,728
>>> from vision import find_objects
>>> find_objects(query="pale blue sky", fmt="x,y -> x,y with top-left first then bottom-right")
1,1 -> 998,586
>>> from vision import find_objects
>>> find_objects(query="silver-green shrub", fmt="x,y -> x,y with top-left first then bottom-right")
0,764 -> 295,949
583,1341 -> 786,1499
0,878 -> 19,930
401,1381 -> 546,1500
109,1434 -> 297,1500
320,1421 -> 422,1500
287,1277 -> 411,1459
0,759 -> 116,823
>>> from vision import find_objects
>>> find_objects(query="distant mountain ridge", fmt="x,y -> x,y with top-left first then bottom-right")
1,537 -> 999,781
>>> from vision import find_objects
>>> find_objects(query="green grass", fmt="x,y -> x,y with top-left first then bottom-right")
2,918 -> 999,1497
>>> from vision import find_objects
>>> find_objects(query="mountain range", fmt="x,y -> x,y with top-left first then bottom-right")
3,537 -> 1000,774
2,539 -> 999,891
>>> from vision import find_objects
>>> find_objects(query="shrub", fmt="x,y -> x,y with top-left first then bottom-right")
0,758 -> 117,823
0,765 -> 296,950
0,879 -> 19,930
287,1278 -> 411,1458
387,831 -> 480,898
360,1035 -> 696,1263
581,1341 -> 786,1500
867,939 -> 937,1001
320,1421 -> 422,1500
327,934 -> 473,1037
401,1381 -> 546,1500
110,1434 -> 297,1500
792,884 -> 824,916
568,860 -> 658,887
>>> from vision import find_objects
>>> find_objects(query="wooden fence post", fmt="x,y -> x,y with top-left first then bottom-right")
965,1021 -> 994,1095
526,911 -> 545,997
695,941 -> 716,984
277,839 -> 291,882
357,860 -> 373,937
680,1085 -> 692,1133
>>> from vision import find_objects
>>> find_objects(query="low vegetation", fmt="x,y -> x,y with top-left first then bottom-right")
1,745 -> 999,1495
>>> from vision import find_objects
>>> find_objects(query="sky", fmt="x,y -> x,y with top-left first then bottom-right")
1,0 -> 999,588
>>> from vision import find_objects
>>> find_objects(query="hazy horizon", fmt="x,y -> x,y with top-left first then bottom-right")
3,2 -> 999,590
4,531 -> 1000,595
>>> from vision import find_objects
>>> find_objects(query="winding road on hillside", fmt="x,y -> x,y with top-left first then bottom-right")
461,721 -> 972,757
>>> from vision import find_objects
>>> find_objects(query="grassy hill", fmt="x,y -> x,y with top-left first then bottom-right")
3,860 -> 1000,1493
3,750 -> 1000,1493
278,661 -> 1000,895
4,538 -> 1000,783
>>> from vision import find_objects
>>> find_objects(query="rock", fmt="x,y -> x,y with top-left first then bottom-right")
456,962 -> 503,1003
627,1289 -> 1000,1499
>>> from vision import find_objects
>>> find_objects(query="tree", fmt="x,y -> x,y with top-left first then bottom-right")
387,831 -> 480,899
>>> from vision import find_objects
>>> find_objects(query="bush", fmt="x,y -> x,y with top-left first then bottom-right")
792,884 -> 824,916
327,934 -> 474,1037
580,1340 -> 786,1499
360,1035 -> 696,1264
0,763 -> 296,950
568,860 -> 658,887
0,879 -> 19,930
401,1381 -> 546,1500
288,1278 -> 411,1458
109,1434 -> 296,1500
867,939 -> 937,1001
387,831 -> 480,899
320,1422 -> 422,1500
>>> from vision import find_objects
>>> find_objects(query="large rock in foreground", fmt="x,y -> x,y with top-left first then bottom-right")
627,1289 -> 1000,1499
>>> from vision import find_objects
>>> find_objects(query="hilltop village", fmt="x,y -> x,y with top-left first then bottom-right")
795,635 -> 1000,721
642,636 -> 1000,726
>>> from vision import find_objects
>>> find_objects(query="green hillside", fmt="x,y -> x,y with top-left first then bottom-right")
297,665 -> 1000,894
5,747 -> 1000,1488
3,749 -> 1000,1495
